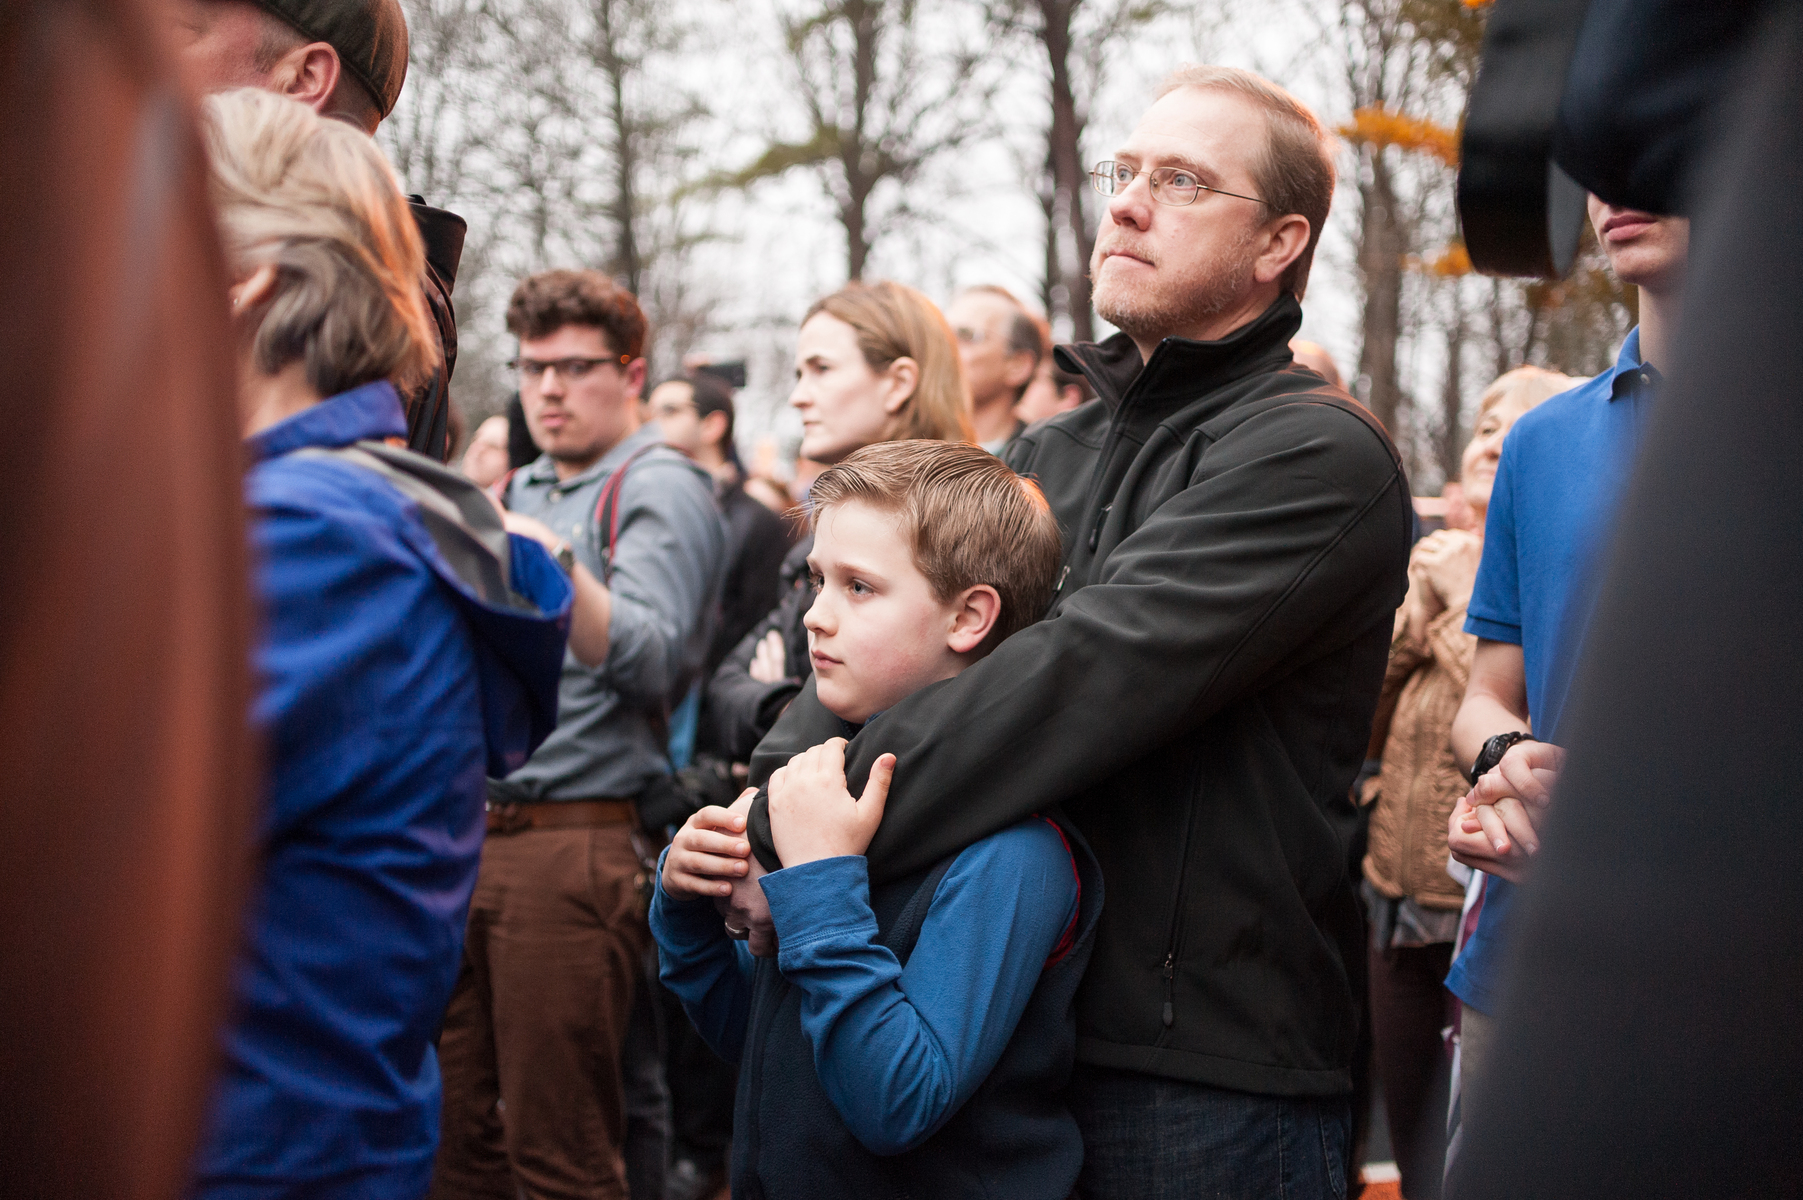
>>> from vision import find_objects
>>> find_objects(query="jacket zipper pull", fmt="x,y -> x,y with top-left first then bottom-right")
1088,503 -> 1114,552
1161,953 -> 1175,1027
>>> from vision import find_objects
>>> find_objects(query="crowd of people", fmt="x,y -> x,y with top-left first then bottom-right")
152,0 -> 1699,1198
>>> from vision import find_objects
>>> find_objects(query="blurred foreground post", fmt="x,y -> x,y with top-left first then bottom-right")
0,0 -> 256,1195
1451,3 -> 1803,1195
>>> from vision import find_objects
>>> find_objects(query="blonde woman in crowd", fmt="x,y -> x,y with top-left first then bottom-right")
702,281 -> 975,763
1358,365 -> 1575,1199
191,89 -> 574,1199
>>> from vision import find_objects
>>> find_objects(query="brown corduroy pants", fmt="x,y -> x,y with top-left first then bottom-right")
431,824 -> 649,1200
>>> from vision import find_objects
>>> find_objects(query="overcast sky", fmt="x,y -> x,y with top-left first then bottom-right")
391,0 -> 1395,467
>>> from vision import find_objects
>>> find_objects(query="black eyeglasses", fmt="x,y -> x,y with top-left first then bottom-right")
1090,160 -> 1267,207
509,355 -> 631,382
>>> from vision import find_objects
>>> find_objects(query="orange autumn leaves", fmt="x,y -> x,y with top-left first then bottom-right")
1339,106 -> 1470,276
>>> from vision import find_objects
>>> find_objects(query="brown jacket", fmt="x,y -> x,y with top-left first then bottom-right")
1362,603 -> 1473,910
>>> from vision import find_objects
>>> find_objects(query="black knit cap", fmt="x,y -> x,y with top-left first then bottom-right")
252,0 -> 410,117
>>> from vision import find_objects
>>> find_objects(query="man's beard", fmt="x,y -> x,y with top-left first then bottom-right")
1091,226 -> 1261,344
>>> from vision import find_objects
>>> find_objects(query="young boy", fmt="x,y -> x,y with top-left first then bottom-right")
651,439 -> 1102,1198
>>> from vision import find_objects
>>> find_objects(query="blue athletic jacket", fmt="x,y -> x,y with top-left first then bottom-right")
194,382 -> 571,1198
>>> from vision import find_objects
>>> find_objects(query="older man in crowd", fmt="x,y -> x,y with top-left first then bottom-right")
944,285 -> 1045,453
167,0 -> 466,461
725,65 -> 1410,1198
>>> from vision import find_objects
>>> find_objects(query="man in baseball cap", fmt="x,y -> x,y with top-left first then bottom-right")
168,0 -> 465,462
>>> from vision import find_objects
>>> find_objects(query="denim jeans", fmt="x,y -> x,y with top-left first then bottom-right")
1071,1065 -> 1351,1200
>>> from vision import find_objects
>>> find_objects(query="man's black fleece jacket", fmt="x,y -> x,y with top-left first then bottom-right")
747,295 -> 1411,1097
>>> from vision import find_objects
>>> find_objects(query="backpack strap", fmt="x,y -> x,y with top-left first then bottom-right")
1036,815 -> 1083,969
879,856 -> 957,967
591,442 -> 675,584
490,465 -> 519,506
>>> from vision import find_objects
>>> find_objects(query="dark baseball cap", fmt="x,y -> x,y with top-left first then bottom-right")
252,0 -> 410,117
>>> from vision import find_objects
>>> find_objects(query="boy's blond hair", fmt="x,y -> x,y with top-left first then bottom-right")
807,440 -> 1063,651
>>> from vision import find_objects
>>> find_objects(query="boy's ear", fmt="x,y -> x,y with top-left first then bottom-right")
946,584 -> 1002,655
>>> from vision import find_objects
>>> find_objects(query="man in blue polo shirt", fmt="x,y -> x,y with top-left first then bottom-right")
1443,195 -> 1689,1133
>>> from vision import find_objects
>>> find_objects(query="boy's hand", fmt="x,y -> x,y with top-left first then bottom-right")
719,855 -> 778,957
767,739 -> 895,867
663,800 -> 753,900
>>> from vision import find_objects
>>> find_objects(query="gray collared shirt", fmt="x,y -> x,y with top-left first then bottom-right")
491,424 -> 727,803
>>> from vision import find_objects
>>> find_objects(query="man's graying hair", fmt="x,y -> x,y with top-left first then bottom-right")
1157,65 -> 1337,298
960,286 -> 1046,362
204,89 -> 436,396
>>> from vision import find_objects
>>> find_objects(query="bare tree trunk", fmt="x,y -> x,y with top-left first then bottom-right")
1357,147 -> 1406,432
1490,277 -> 1511,379
606,63 -> 640,295
842,191 -> 872,280
1039,145 -> 1061,317
1519,284 -> 1547,367
1438,283 -> 1466,484
1038,0 -> 1094,342
593,0 -> 641,297
838,0 -> 879,280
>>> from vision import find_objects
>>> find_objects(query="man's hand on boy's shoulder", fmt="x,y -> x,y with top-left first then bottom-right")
663,793 -> 756,901
768,739 -> 896,868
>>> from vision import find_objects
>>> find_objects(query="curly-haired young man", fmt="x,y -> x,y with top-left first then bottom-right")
432,270 -> 727,1200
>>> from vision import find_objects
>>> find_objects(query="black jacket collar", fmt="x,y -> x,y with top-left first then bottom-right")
409,197 -> 467,290
1054,293 -> 1304,416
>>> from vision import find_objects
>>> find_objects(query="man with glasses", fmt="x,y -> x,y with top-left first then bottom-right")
433,269 -> 726,1200
944,285 -> 1045,453
717,66 -> 1410,1198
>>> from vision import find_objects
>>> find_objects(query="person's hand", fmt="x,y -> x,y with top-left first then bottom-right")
748,630 -> 790,685
1398,567 -> 1433,642
1447,794 -> 1532,882
718,855 -> 777,957
1446,740 -> 1565,883
662,802 -> 752,899
691,790 -> 775,956
1406,550 -> 1445,626
1415,528 -> 1482,614
767,739 -> 895,867
503,510 -> 563,554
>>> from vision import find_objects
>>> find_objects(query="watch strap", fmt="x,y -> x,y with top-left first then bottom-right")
1468,731 -> 1537,785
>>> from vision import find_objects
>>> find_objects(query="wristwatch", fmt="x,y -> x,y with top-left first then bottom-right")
553,540 -> 577,577
1468,731 -> 1537,785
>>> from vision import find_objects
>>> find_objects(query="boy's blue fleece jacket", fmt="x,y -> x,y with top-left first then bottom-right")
652,818 -> 1078,1154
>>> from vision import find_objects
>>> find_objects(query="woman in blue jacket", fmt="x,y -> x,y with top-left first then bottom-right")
190,89 -> 590,1199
